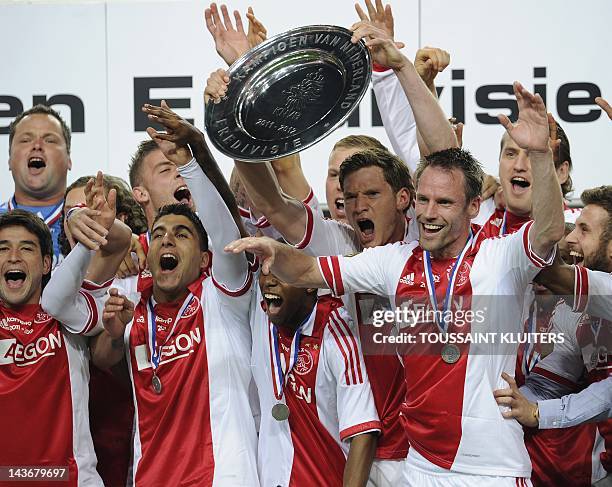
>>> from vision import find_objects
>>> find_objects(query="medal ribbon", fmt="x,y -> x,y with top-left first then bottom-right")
523,301 -> 539,375
9,195 -> 63,226
591,318 -> 602,344
423,231 -> 474,334
500,209 -> 507,237
147,292 -> 194,372
268,310 -> 313,401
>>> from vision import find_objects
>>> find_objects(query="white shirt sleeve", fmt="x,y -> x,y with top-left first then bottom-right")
291,201 -> 359,257
178,158 -> 251,295
316,241 -> 414,298
371,69 -> 420,174
323,307 -> 381,441
573,266 -> 612,321
41,243 -> 112,336
478,221 -> 556,289
523,303 -> 584,400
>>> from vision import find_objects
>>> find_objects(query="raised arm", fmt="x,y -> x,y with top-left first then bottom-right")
225,236 -> 326,288
143,102 -> 249,291
204,66 -> 309,245
498,82 -> 564,258
41,173 -> 131,335
350,21 -> 457,153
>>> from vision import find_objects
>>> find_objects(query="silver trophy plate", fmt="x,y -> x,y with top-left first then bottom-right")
205,25 -> 372,162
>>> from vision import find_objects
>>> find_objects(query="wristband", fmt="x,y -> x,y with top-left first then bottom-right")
372,62 -> 391,72
65,203 -> 87,221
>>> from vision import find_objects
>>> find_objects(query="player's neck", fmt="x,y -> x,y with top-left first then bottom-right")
2,290 -> 42,310
282,296 -> 317,333
387,214 -> 407,244
152,286 -> 190,305
506,204 -> 531,219
13,188 -> 64,208
431,227 -> 472,260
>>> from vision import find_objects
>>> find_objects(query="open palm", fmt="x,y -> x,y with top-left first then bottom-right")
499,82 -> 549,152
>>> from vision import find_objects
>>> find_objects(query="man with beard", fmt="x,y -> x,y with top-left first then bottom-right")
89,127 -> 258,484
253,261 -> 380,486
497,185 -> 612,485
226,74 -> 564,486
2,105 -> 73,268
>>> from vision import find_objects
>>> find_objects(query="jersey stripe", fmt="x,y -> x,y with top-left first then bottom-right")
330,309 -> 363,383
531,365 -> 579,389
294,202 -> 314,250
211,270 -> 253,297
330,256 -> 345,297
78,290 -> 97,335
339,420 -> 382,441
522,221 -> 551,268
327,320 -> 351,384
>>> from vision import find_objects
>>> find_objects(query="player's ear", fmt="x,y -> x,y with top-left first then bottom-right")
42,255 -> 52,276
132,186 -> 149,205
200,250 -> 210,272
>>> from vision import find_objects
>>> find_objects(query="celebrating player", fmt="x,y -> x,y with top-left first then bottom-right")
226,80 -> 564,485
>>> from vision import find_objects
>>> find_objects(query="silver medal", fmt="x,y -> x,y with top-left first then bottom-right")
271,403 -> 290,421
441,344 -> 461,364
152,374 -> 162,394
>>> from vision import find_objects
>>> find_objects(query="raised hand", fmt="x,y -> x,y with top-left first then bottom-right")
493,372 -> 539,427
498,82 -> 550,153
350,21 -> 406,70
596,96 -> 612,120
355,0 -> 395,40
246,6 -> 267,48
414,47 -> 450,89
86,171 -> 117,231
66,171 -> 117,250
204,68 -> 230,104
102,288 -> 135,340
225,236 -> 276,275
205,3 -> 250,66
116,234 -> 147,278
141,100 -> 195,166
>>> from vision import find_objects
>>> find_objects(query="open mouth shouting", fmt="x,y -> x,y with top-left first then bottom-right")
4,269 -> 27,290
510,176 -> 531,195
27,156 -> 46,174
334,197 -> 345,218
174,186 -> 192,206
263,292 -> 284,317
356,218 -> 375,245
159,253 -> 179,273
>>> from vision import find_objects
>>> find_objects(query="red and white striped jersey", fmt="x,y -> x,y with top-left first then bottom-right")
289,202 -> 418,460
125,273 -> 258,487
0,279 -> 111,486
251,292 -> 380,486
528,302 -> 611,482
573,267 -> 612,321
318,222 -> 553,477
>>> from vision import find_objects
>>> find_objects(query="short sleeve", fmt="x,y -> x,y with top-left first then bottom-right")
574,266 -> 612,320
317,241 -> 413,298
324,307 -> 381,441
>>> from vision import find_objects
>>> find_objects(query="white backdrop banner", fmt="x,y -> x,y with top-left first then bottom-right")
0,0 -> 608,202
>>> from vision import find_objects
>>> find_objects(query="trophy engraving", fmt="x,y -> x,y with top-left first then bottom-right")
206,25 -> 371,162
272,68 -> 325,121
